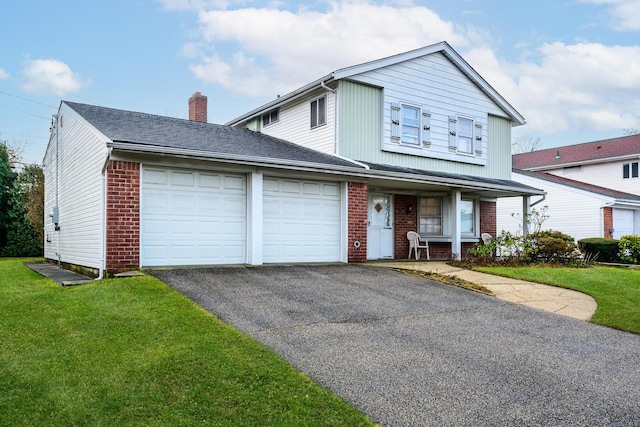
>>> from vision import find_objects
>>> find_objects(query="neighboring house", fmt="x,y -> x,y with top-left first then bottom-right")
43,42 -> 542,277
497,134 -> 640,240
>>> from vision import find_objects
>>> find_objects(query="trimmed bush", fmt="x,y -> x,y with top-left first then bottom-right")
619,235 -> 640,265
578,238 -> 620,262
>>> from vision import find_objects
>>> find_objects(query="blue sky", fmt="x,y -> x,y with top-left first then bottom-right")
1,0 -> 639,165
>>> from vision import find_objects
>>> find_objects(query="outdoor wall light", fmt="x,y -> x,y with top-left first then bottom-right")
406,204 -> 413,214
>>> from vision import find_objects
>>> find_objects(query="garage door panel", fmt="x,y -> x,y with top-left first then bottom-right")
141,167 -> 246,266
263,177 -> 341,263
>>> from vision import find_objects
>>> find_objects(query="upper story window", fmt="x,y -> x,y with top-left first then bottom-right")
448,116 -> 481,155
391,103 -> 431,146
623,162 -> 639,179
310,96 -> 326,129
262,109 -> 279,127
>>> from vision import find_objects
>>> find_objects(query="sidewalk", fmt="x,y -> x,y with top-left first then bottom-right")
370,261 -> 597,321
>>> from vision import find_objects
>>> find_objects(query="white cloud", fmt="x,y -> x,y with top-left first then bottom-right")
0,68 -> 9,80
186,2 -> 472,96
580,0 -> 640,31
21,59 -> 89,96
502,42 -> 640,134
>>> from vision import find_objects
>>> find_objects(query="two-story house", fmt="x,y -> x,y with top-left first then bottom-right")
43,41 -> 542,277
497,135 -> 640,241
227,41 -> 542,260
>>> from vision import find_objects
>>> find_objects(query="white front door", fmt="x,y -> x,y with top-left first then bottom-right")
367,193 -> 394,259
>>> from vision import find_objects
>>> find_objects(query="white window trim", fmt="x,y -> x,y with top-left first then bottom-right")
310,96 -> 327,129
460,198 -> 479,236
262,109 -> 279,128
418,196 -> 479,238
391,102 -> 431,147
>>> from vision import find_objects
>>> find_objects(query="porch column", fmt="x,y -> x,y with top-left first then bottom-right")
247,171 -> 263,265
522,196 -> 531,235
451,189 -> 461,259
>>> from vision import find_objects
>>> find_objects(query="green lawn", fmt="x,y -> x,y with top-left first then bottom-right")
0,258 -> 374,427
477,265 -> 640,334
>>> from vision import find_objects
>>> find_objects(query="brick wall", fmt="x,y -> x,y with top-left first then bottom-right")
480,200 -> 497,237
348,182 -> 368,263
603,207 -> 613,238
394,195 -> 418,259
188,92 -> 208,123
106,160 -> 140,273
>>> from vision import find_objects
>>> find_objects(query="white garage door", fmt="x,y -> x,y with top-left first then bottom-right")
141,167 -> 246,266
613,209 -> 635,239
263,177 -> 341,263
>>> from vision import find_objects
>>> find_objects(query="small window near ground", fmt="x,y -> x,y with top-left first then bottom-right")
310,96 -> 326,129
262,109 -> 279,127
419,197 -> 442,235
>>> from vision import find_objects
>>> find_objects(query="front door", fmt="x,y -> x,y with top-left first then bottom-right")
367,193 -> 394,259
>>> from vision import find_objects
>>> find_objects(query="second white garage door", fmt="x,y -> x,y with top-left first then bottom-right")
263,177 -> 341,263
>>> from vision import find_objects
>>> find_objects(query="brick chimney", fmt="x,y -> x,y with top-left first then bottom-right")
188,92 -> 207,123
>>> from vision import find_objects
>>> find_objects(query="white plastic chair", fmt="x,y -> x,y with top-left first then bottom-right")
481,233 -> 493,245
407,231 -> 429,260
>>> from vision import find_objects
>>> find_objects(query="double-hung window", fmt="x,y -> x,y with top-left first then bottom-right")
262,109 -> 279,127
391,103 -> 431,146
419,197 -> 442,235
457,118 -> 474,154
623,162 -> 639,179
448,116 -> 482,155
310,96 -> 326,129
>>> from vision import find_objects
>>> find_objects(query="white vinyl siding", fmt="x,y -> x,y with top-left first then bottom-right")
497,172 -> 614,241
338,67 -> 513,179
256,89 -> 335,154
542,161 -> 640,197
43,104 -> 107,270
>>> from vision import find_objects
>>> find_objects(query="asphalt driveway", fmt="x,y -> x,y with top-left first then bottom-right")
149,264 -> 640,426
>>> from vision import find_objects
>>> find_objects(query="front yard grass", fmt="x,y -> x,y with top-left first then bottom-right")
476,265 -> 640,334
0,258 -> 374,427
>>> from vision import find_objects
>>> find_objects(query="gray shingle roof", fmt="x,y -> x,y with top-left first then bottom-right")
64,101 -> 360,169
515,169 -> 640,201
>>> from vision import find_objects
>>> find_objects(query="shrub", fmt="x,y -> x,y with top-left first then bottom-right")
619,235 -> 640,265
578,238 -> 620,263
526,230 -> 578,263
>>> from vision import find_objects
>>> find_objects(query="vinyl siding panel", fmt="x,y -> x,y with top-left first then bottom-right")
258,88 -> 335,154
543,161 -> 640,196
337,80 -> 382,160
497,173 -> 609,241
43,103 -> 108,269
338,53 -> 514,179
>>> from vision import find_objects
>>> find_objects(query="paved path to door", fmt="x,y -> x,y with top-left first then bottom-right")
149,265 -> 640,426
371,261 -> 597,321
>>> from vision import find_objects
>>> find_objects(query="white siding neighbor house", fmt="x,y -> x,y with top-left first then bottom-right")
43,42 -> 543,277
497,135 -> 640,241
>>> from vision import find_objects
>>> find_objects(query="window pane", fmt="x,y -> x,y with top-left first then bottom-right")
460,200 -> 474,234
458,136 -> 473,153
623,163 -> 630,179
310,100 -> 318,128
458,118 -> 473,137
270,110 -> 278,123
401,105 -> 420,145
419,197 -> 442,235
262,114 -> 269,126
633,162 -> 639,178
318,97 -> 326,125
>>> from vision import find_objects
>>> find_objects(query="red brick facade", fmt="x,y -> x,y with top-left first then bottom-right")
480,200 -> 497,238
603,206 -> 614,238
105,160 -> 140,273
348,182 -> 368,262
188,92 -> 208,123
394,195 -> 418,259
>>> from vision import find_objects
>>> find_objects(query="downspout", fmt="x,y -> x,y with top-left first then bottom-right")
530,194 -> 546,207
52,114 -> 60,267
96,147 -> 112,280
320,81 -> 339,155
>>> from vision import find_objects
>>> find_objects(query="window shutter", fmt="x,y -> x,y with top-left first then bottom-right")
474,123 -> 483,154
422,110 -> 431,147
448,116 -> 457,150
391,103 -> 401,140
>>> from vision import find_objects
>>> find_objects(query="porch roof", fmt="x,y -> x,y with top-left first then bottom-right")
361,162 -> 545,198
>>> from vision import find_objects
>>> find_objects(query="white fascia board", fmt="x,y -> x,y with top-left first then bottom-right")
225,74 -> 334,126
107,142 -> 366,176
333,41 -> 526,127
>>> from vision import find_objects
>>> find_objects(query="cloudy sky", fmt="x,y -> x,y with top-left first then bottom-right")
1,0 -> 639,165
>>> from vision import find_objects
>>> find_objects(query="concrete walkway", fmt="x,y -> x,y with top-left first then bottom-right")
371,261 -> 597,321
